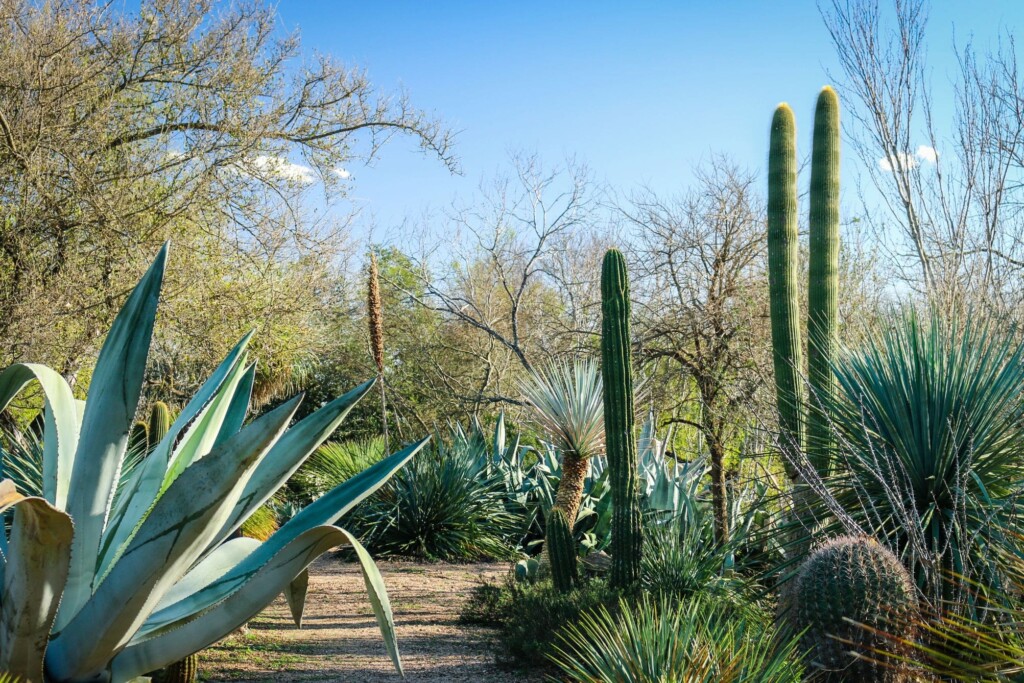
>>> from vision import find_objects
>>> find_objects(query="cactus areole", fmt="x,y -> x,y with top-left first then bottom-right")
600,249 -> 641,589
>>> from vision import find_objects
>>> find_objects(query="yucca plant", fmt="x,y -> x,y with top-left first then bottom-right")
0,245 -> 427,683
549,595 -> 804,682
811,309 -> 1024,606
520,358 -> 604,528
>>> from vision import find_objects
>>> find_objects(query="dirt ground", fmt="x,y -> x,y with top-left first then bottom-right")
199,555 -> 544,682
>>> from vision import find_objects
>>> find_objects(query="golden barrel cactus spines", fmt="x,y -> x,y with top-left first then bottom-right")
600,248 -> 641,589
807,86 -> 841,477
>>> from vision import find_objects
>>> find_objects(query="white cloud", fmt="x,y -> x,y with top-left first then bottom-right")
252,155 -> 316,184
332,167 -> 351,180
916,144 -> 938,164
878,145 -> 938,172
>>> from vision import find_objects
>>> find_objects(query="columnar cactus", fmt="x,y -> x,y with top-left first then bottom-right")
148,401 -> 171,444
807,86 -> 841,477
546,508 -> 577,593
790,536 -> 919,682
600,248 -> 641,589
149,400 -> 197,682
767,88 -> 842,479
767,103 -> 806,465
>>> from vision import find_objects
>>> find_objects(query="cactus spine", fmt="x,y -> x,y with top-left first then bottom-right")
148,401 -> 171,444
600,248 -> 641,589
789,536 -> 918,682
767,103 -> 806,466
807,86 -> 840,477
546,508 -> 578,593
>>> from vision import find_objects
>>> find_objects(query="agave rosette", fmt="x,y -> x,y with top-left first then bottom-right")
0,245 -> 426,682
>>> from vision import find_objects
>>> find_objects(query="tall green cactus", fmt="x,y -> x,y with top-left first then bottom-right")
767,89 -> 841,479
767,103 -> 806,465
546,508 -> 577,593
148,400 -> 196,683
600,248 -> 640,589
148,401 -> 171,444
807,86 -> 840,477
788,536 -> 918,682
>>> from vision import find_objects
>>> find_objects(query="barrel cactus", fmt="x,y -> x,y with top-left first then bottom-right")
0,244 -> 427,683
789,536 -> 918,682
546,507 -> 578,593
600,248 -> 641,589
152,654 -> 197,683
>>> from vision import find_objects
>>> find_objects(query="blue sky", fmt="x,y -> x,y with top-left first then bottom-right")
276,1 -> 1024,233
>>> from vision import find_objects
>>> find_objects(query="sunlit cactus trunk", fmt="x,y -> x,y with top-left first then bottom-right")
767,103 -> 806,467
600,249 -> 641,589
807,86 -> 840,478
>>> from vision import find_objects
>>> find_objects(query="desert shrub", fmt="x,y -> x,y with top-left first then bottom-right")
291,436 -> 386,502
550,594 -> 804,683
350,434 -> 519,560
239,503 -> 279,541
492,578 -> 624,670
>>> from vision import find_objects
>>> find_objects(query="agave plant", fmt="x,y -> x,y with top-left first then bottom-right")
519,358 -> 604,528
0,245 -> 427,683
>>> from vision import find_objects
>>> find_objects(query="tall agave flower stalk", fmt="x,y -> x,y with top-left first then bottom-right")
520,358 -> 605,528
368,252 -> 388,449
0,245 -> 427,683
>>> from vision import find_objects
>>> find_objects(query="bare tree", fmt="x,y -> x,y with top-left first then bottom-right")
627,157 -> 769,543
0,0 -> 453,390
823,0 -> 1024,316
396,154 -> 609,413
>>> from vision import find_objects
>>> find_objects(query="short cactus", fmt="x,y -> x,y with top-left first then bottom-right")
151,653 -> 198,683
148,400 -> 171,443
129,420 -> 149,454
546,507 -> 577,593
600,249 -> 641,589
789,536 -> 918,682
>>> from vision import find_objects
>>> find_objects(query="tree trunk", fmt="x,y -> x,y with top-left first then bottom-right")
553,453 -> 590,528
708,436 -> 729,545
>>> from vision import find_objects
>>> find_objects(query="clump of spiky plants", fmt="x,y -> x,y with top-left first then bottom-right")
818,310 -> 1024,607
519,358 -> 604,530
550,594 -> 804,683
787,536 -> 919,682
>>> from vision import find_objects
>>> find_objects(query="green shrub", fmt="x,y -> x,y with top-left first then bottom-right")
461,576 -> 623,670
292,437 -> 386,501
352,437 -> 519,560
550,594 -> 803,683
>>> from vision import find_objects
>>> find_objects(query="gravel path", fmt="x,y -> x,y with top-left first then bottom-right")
199,555 -> 543,682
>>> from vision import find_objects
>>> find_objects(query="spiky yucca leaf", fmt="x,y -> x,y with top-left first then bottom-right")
822,310 -> 1024,603
520,358 -> 605,461
550,595 -> 803,682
